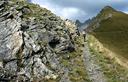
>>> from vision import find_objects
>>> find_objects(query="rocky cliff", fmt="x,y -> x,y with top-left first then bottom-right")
0,0 -> 85,82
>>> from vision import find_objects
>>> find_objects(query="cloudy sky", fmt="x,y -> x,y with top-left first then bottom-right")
31,0 -> 128,22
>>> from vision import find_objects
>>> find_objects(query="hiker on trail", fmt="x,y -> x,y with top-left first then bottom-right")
82,31 -> 86,42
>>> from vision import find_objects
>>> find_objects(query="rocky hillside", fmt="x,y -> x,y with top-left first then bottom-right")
87,6 -> 128,82
0,0 -> 89,82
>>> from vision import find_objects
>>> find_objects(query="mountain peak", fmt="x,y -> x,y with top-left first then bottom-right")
76,19 -> 81,23
75,19 -> 82,27
101,6 -> 116,13
96,6 -> 116,19
103,6 -> 114,10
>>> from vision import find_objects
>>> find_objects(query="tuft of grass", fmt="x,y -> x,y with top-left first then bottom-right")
69,58 -> 91,82
88,35 -> 128,82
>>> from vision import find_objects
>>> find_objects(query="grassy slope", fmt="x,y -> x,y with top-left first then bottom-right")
87,7 -> 128,82
87,35 -> 128,82
90,7 -> 128,61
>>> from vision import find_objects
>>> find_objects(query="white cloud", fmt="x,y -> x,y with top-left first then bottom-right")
31,0 -> 128,22
124,11 -> 128,14
61,8 -> 81,18
32,0 -> 87,21
58,7 -> 87,20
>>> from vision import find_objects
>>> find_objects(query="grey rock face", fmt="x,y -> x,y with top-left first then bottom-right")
0,0 -> 76,81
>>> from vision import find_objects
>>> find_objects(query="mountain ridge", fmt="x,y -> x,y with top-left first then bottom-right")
87,6 -> 128,67
87,6 -> 128,82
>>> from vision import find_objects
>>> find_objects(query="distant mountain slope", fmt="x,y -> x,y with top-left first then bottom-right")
87,6 -> 128,82
75,19 -> 92,32
87,6 -> 128,67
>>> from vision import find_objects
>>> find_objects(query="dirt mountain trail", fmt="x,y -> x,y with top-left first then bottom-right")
83,42 -> 107,82
60,68 -> 71,82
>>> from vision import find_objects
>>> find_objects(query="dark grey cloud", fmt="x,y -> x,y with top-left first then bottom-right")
32,0 -> 128,22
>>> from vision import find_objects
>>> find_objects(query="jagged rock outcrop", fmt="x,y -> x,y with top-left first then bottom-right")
0,0 -> 77,81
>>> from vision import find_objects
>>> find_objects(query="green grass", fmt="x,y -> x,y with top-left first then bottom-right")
94,12 -> 128,32
87,34 -> 128,82
89,7 -> 128,61
89,45 -> 128,82
93,32 -> 128,59
60,36 -> 91,82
